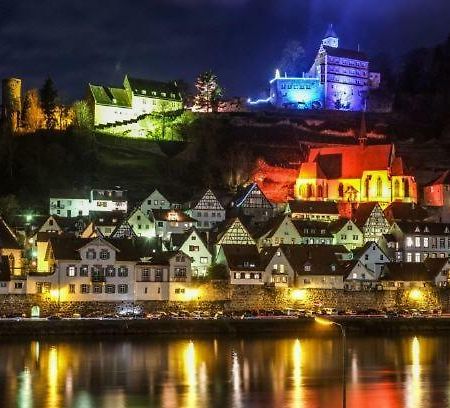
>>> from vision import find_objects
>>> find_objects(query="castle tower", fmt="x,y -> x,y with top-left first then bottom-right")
322,24 -> 339,48
2,78 -> 22,131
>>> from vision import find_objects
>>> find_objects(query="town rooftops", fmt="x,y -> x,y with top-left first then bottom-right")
220,244 -> 263,271
306,144 -> 394,179
89,211 -> 126,226
89,84 -> 131,108
125,76 -> 181,100
287,200 -> 339,215
352,202 -> 379,227
137,251 -> 185,266
425,170 -> 450,186
232,183 -> 272,208
323,45 -> 368,62
380,262 -> 437,282
395,221 -> 450,235
384,202 -> 429,223
292,220 -> 333,238
91,188 -> 127,201
170,227 -> 208,249
0,218 -> 21,250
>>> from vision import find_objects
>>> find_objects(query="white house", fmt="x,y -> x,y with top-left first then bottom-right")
352,241 -> 390,279
186,189 -> 226,230
140,189 -> 172,216
127,208 -> 155,238
152,209 -> 197,241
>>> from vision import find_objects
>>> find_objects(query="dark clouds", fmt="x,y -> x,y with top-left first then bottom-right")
0,0 -> 448,100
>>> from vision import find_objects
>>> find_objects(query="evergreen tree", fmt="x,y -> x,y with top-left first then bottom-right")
39,77 -> 58,129
193,71 -> 223,112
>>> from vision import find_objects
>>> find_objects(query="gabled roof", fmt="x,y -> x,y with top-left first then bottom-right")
125,76 -> 181,100
292,220 -> 333,238
232,183 -> 273,208
352,241 -> 389,260
352,202 -> 379,227
306,144 -> 393,179
395,221 -> 450,235
214,217 -> 255,245
390,157 -> 409,176
89,84 -> 132,108
253,214 -> 290,240
278,244 -> 347,276
220,244 -> 263,271
0,218 -> 21,250
287,200 -> 339,215
380,263 -> 437,282
323,45 -> 368,61
384,203 -> 429,224
137,250 -> 184,266
328,218 -> 360,234
170,227 -> 209,250
89,211 -> 125,227
188,189 -> 225,211
425,170 -> 450,186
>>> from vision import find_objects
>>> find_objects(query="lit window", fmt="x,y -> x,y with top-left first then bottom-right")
415,237 -> 421,248
414,253 -> 421,263
423,237 -> 429,248
406,237 -> 413,248
100,249 -> 110,260
67,266 -> 76,277
406,253 -> 412,262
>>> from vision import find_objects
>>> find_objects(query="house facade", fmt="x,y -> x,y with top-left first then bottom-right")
353,202 -> 390,243
231,183 -> 273,224
329,219 -> 364,250
140,189 -> 172,216
286,200 -> 340,222
152,210 -> 197,241
186,189 -> 226,230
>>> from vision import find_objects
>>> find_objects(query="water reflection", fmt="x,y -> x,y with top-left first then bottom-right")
0,335 -> 449,408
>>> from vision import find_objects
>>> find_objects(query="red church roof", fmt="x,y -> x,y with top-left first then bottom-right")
306,144 -> 394,179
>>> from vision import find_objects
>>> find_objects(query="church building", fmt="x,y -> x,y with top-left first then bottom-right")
294,122 -> 417,205
264,25 -> 380,111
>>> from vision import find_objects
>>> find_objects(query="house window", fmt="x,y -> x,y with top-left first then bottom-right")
105,266 -> 115,277
118,266 -> 128,277
14,282 -> 23,289
69,284 -> 75,294
304,264 -> 311,272
414,253 -> 421,263
118,284 -> 128,294
86,249 -> 96,260
406,237 -> 413,248
67,266 -> 76,277
415,237 -> 421,248
80,265 -> 89,277
364,254 -> 369,261
353,235 -> 359,240
200,257 -> 208,264
303,279 -> 311,284
105,284 -> 115,294
235,272 -> 241,279
93,284 -> 102,294
100,249 -> 110,260
406,253 -> 412,262
440,238 -> 446,249
423,237 -> 429,248
189,245 -> 199,252
80,284 -> 90,294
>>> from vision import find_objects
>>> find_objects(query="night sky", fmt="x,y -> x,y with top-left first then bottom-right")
0,0 -> 449,102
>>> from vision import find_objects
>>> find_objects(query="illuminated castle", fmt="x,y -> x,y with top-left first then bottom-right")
294,120 -> 417,204
255,25 -> 380,111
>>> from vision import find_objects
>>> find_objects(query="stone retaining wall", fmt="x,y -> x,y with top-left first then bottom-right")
0,284 -> 447,317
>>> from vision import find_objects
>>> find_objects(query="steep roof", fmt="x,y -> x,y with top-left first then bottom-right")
170,227 -> 208,250
288,200 -> 339,215
232,183 -> 273,208
89,211 -> 126,227
125,76 -> 181,100
395,221 -> 450,235
352,202 -> 379,227
380,263 -> 437,282
328,218 -> 358,234
292,220 -> 333,238
220,244 -> 263,271
280,244 -> 347,276
306,144 -> 393,179
0,218 -> 21,250
384,203 -> 429,223
324,23 -> 337,39
89,84 -> 131,108
323,45 -> 368,61
425,170 -> 450,186
352,241 -> 388,260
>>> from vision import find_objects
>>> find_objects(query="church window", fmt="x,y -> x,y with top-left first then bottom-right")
317,185 -> 323,198
404,179 -> 410,198
364,177 -> 370,198
376,177 -> 382,197
306,184 -> 313,199
394,180 -> 400,197
338,183 -> 344,198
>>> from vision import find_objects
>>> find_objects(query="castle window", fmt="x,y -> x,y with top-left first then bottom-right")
364,177 -> 370,198
338,183 -> 344,198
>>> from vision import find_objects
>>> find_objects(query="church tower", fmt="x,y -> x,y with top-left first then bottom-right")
322,24 -> 339,48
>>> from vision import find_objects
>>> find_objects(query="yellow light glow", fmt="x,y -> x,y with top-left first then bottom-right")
409,288 -> 423,301
291,289 -> 307,301
185,288 -> 200,301
49,289 -> 60,301
314,317 -> 334,326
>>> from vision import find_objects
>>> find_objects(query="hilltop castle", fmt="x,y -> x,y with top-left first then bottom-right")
255,25 -> 381,111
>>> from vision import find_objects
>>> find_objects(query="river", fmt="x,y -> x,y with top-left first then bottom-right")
0,333 -> 448,407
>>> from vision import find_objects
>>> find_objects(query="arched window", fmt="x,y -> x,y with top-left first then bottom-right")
364,177 -> 370,198
307,184 -> 313,198
394,180 -> 400,197
338,183 -> 344,198
404,179 -> 410,198
300,185 -> 307,199
317,185 -> 323,198
377,177 -> 382,197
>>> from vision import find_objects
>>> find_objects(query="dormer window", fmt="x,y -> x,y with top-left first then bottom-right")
415,226 -> 420,233
304,264 -> 311,272
142,90 -> 146,95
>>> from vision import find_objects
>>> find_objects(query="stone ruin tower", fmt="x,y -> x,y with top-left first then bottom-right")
1,78 -> 22,131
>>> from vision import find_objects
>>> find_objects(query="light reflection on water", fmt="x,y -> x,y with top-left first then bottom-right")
0,335 -> 448,408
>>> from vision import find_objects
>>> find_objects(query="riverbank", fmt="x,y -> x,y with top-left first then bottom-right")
3,316 -> 450,337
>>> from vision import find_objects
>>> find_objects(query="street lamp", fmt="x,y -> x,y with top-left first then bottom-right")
315,317 -> 347,408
